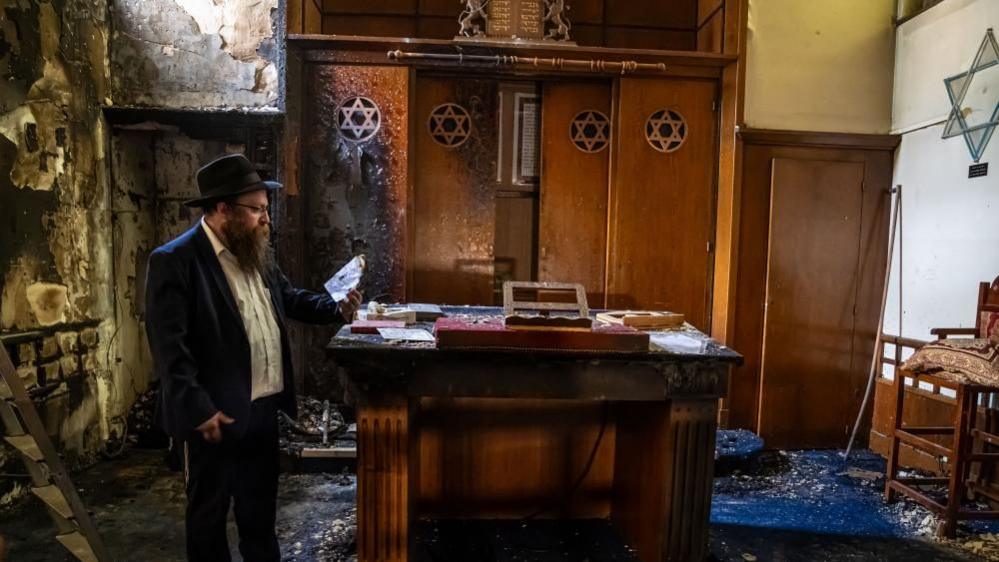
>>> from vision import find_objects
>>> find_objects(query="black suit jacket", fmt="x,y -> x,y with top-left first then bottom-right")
145,223 -> 342,440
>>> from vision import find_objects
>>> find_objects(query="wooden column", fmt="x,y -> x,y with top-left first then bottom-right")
357,398 -> 416,562
612,398 -> 718,562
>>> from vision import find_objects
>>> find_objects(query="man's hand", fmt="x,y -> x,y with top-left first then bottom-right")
339,289 -> 363,322
195,411 -> 235,443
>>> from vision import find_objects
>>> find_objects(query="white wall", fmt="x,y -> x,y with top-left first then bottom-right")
744,0 -> 896,133
883,0 -> 999,343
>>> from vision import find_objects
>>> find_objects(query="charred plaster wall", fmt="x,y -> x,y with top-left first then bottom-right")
1,0 -> 288,509
110,0 -> 284,110
0,0 -> 117,504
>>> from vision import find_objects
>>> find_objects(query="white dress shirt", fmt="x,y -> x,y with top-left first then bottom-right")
201,218 -> 284,401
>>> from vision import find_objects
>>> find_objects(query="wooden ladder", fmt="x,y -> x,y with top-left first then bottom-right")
0,344 -> 111,561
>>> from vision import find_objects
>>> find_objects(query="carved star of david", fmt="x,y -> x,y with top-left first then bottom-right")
337,97 -> 380,142
428,103 -> 471,147
571,110 -> 610,153
645,109 -> 687,153
942,29 -> 999,163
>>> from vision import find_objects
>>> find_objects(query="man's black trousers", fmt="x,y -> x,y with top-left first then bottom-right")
184,395 -> 280,562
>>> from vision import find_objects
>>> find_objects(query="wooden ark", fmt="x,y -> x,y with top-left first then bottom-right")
285,3 -> 749,561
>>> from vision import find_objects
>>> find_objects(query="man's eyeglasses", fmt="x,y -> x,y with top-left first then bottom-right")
230,203 -> 270,216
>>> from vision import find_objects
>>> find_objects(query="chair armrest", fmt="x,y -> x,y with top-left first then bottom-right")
929,327 -> 977,338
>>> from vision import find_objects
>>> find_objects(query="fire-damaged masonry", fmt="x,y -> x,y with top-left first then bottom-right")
0,0 -> 283,507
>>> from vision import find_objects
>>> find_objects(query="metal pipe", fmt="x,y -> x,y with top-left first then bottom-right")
844,185 -> 902,462
387,49 -> 667,75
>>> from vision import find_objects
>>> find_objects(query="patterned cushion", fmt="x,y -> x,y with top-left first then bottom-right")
902,338 -> 999,386
980,311 -> 999,342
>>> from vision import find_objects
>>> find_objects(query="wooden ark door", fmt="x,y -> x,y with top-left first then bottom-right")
757,158 -> 865,449
411,76 -> 498,305
539,81 -> 612,307
607,77 -> 717,330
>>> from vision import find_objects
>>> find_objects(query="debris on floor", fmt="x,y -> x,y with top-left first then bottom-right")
711,448 -> 999,561
947,532 -> 999,560
715,429 -> 765,476
5,438 -> 999,561
279,395 -> 356,457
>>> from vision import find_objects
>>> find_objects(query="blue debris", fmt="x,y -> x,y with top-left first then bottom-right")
709,448 -> 999,561
715,429 -> 765,476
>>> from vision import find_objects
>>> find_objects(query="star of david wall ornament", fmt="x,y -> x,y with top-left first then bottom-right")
942,29 -> 999,163
645,109 -> 687,153
570,110 -> 610,153
336,96 -> 381,143
428,103 -> 472,147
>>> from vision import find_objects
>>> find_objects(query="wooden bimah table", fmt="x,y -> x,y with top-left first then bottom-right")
328,306 -> 742,562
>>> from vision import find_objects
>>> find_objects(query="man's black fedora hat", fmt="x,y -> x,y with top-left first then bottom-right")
184,153 -> 282,208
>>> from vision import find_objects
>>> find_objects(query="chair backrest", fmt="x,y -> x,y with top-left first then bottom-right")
976,275 -> 999,339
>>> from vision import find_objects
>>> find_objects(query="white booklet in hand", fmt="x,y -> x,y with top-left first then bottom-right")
324,255 -> 365,302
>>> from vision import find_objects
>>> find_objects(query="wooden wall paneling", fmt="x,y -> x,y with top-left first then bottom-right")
757,158 -> 865,449
305,0 -> 323,34
410,75 -> 498,305
605,0 -> 697,29
417,0 -> 455,16
417,398 -> 616,518
288,0 -> 304,34
572,24 -> 606,48
323,15 -> 418,37
603,28 -> 696,51
324,0 -> 417,14
607,77 -> 718,329
698,0 -> 724,25
725,143 -> 769,430
416,16 -> 458,40
539,81 -> 612,306
849,149 -> 893,442
315,1 -> 708,50
696,10 -> 724,53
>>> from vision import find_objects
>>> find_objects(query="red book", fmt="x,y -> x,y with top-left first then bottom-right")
434,317 -> 649,352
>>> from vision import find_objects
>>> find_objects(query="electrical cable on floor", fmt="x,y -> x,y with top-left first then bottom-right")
521,400 -> 610,522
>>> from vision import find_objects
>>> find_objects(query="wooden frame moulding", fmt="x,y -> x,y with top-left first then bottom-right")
710,0 -> 748,427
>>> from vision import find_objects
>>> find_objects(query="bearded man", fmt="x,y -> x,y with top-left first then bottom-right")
145,154 -> 361,562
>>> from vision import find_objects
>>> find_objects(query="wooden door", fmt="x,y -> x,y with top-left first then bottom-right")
757,158 -> 865,449
411,76 -> 498,305
607,78 -> 717,329
539,81 -> 612,307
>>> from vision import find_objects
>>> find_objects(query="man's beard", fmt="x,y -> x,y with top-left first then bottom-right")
221,218 -> 273,274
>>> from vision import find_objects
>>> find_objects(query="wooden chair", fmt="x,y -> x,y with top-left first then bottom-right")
884,276 -> 999,537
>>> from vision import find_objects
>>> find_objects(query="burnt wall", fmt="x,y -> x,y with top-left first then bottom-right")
0,0 -> 289,509
0,0 -> 114,505
109,0 -> 285,110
